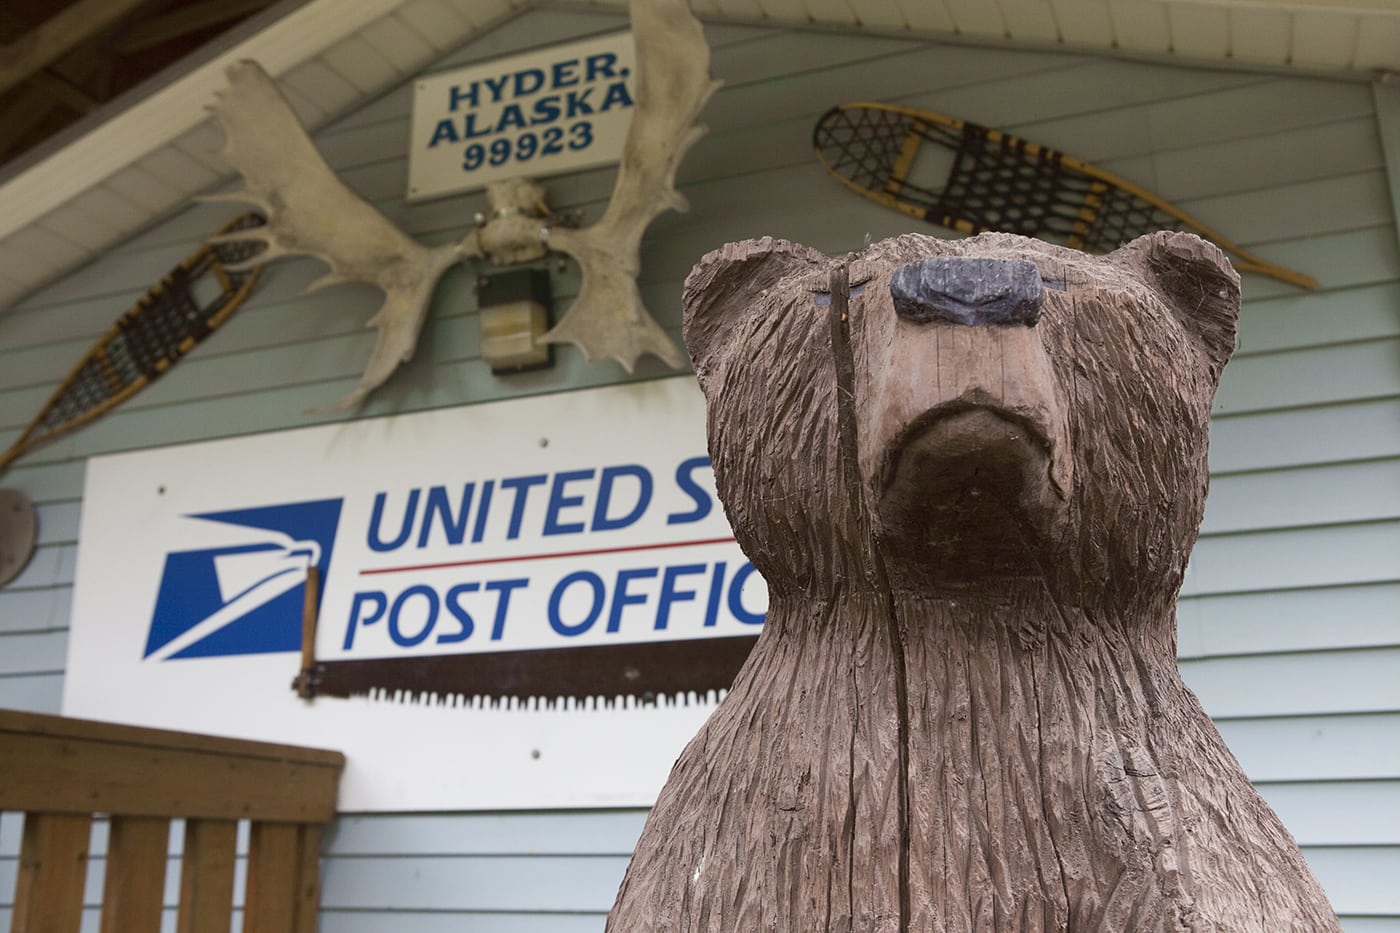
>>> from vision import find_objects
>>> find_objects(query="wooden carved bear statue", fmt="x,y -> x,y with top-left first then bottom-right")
607,231 -> 1340,932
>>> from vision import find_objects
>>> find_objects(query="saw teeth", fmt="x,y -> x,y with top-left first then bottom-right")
352,686 -> 730,711
310,637 -> 757,707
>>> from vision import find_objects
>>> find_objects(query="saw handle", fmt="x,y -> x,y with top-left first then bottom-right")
293,565 -> 322,699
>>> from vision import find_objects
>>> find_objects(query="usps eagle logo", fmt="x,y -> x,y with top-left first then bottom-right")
143,499 -> 342,661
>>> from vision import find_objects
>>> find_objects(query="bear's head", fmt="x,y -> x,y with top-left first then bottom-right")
682,231 -> 1240,611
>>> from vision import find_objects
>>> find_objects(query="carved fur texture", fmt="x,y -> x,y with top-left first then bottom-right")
607,232 -> 1340,932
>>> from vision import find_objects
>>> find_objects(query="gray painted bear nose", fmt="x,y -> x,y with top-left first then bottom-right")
890,258 -> 1044,327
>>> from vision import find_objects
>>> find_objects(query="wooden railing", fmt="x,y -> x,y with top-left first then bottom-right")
0,709 -> 344,933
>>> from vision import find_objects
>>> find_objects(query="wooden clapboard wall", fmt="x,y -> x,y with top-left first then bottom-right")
2,7 -> 1398,932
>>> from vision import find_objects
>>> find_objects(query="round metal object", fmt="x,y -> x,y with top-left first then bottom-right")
0,488 -> 38,588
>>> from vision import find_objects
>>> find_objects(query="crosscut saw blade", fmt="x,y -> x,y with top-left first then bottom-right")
310,635 -> 760,707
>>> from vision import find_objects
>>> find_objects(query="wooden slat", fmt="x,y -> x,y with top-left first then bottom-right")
176,819 -> 237,933
0,709 -> 343,766
0,710 -> 343,822
245,823 -> 326,930
292,825 -> 323,933
10,812 -> 92,933
243,823 -> 300,933
100,816 -> 170,933
0,731 -> 340,821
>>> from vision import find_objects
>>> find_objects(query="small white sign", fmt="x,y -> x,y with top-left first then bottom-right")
64,378 -> 765,811
408,32 -> 636,201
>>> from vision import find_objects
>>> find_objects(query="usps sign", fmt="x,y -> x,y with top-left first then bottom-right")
408,32 -> 636,200
143,499 -> 342,661
64,378 -> 765,811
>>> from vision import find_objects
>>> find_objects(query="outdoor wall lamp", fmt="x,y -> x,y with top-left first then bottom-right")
477,268 -> 554,374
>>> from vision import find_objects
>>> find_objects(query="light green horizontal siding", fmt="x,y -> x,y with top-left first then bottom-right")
0,9 -> 1395,931
1178,583 -> 1400,657
0,674 -> 62,714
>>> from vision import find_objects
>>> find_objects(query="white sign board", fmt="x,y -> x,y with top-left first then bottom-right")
64,378 -> 765,811
408,32 -> 636,201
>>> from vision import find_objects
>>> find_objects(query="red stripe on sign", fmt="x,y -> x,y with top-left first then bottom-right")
360,536 -> 740,576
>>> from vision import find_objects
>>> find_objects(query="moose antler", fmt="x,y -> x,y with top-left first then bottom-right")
206,0 -> 717,411
543,0 -> 720,370
206,62 -> 478,412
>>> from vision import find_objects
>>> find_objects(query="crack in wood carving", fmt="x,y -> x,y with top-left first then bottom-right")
831,261 -> 913,933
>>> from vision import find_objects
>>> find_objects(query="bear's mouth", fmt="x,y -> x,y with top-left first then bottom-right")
876,402 -> 1059,583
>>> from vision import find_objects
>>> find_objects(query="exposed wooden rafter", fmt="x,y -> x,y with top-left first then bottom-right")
0,0 -> 150,97
116,0 -> 275,55
32,70 -> 100,115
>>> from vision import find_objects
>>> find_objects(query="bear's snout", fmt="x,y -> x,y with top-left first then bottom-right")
889,257 -> 1043,327
858,252 -> 1073,582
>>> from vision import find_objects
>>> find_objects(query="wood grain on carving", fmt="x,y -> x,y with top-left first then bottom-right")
606,231 -> 1340,931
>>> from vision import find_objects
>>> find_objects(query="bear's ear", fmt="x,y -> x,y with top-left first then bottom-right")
1116,231 -> 1242,376
682,237 -> 828,384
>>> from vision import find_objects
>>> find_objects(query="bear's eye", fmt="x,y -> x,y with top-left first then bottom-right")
812,279 -> 869,307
